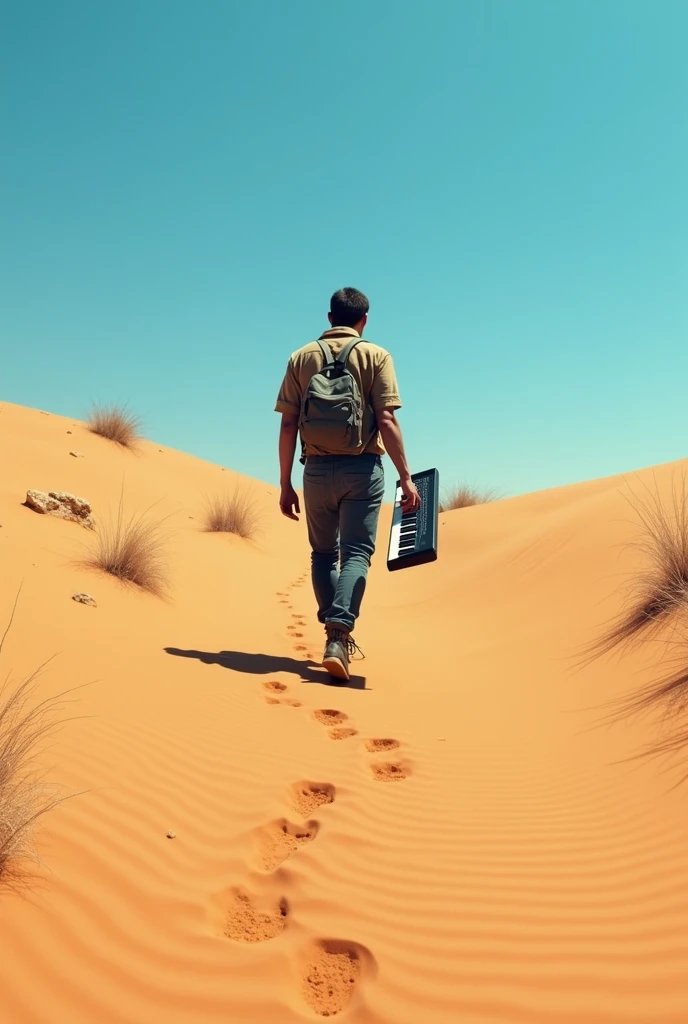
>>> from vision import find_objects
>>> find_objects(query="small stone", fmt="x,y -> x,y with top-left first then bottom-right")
166,831 -> 176,839
69,451 -> 84,458
66,430 -> 73,434
72,592 -> 97,608
25,489 -> 94,529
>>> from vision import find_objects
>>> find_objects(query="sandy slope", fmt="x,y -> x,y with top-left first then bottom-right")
0,400 -> 687,1024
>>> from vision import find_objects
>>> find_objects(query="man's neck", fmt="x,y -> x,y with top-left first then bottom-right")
326,325 -> 361,336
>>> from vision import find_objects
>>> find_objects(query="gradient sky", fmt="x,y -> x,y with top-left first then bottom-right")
2,0 -> 687,500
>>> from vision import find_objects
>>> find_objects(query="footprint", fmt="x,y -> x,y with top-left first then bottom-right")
264,681 -> 287,693
298,939 -> 374,1017
265,697 -> 282,705
290,631 -> 304,638
329,727 -> 358,741
291,780 -> 336,816
365,738 -> 400,752
370,761 -> 410,783
294,644 -> 308,652
265,697 -> 303,708
312,709 -> 348,726
221,887 -> 288,942
255,818 -> 319,871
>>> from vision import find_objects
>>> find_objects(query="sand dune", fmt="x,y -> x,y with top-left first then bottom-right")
1,400 -> 687,1023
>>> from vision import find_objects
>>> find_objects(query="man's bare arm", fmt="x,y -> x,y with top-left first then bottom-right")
278,412 -> 300,520
377,409 -> 421,510
279,412 -> 299,485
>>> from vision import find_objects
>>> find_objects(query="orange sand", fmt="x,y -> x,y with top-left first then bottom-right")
0,400 -> 687,1023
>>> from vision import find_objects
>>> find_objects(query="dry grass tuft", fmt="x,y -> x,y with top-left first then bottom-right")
593,624 -> 688,783
439,484 -> 499,513
0,594 -> 71,886
87,404 -> 142,448
584,475 -> 688,661
203,488 -> 260,539
0,674 -> 65,884
84,500 -> 170,596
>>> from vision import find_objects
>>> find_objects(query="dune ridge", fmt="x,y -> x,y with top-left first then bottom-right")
0,400 -> 687,1023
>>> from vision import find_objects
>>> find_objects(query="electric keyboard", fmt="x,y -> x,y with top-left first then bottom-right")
386,468 -> 439,571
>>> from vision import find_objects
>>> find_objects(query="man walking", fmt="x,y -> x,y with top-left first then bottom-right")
275,287 -> 420,681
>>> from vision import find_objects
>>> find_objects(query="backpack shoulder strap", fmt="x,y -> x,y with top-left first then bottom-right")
335,338 -> 361,367
316,339 -> 334,365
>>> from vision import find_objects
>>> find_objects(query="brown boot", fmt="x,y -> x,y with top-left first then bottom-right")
322,625 -> 352,681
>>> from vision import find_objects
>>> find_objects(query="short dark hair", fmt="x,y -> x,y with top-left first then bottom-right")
330,287 -> 369,328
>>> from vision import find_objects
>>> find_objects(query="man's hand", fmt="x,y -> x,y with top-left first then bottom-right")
400,476 -> 421,512
279,483 -> 301,521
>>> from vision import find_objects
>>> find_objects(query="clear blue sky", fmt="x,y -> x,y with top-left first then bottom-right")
2,0 -> 687,500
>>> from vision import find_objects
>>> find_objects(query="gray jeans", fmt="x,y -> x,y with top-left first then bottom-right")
303,454 -> 385,633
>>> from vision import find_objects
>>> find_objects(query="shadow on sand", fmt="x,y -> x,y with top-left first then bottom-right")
163,647 -> 368,690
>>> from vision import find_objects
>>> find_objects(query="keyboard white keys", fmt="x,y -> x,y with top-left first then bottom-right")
388,485 -> 404,561
386,469 -> 439,571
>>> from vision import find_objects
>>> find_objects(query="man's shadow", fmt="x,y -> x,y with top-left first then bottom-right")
164,647 -> 368,690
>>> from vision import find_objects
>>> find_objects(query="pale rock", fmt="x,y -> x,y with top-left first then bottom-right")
72,592 -> 97,608
69,451 -> 84,458
25,489 -> 94,529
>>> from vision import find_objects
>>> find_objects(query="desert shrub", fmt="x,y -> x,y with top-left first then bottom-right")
0,676 -> 66,884
585,475 -> 688,660
591,622 -> 688,781
0,597 -> 68,886
439,484 -> 499,513
86,404 -> 142,448
85,501 -> 169,596
203,488 -> 260,539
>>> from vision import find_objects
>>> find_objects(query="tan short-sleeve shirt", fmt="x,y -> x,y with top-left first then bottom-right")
275,327 -> 401,457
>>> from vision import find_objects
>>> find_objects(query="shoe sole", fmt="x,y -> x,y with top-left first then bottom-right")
322,654 -> 350,681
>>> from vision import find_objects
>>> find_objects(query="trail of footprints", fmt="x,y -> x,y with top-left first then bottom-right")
214,570 -> 408,1017
217,775 -> 371,1016
274,572 -> 411,782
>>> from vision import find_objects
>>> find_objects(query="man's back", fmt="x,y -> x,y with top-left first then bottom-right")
275,325 -> 401,459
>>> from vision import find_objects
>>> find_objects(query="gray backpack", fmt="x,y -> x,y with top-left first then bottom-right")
299,338 -> 366,455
